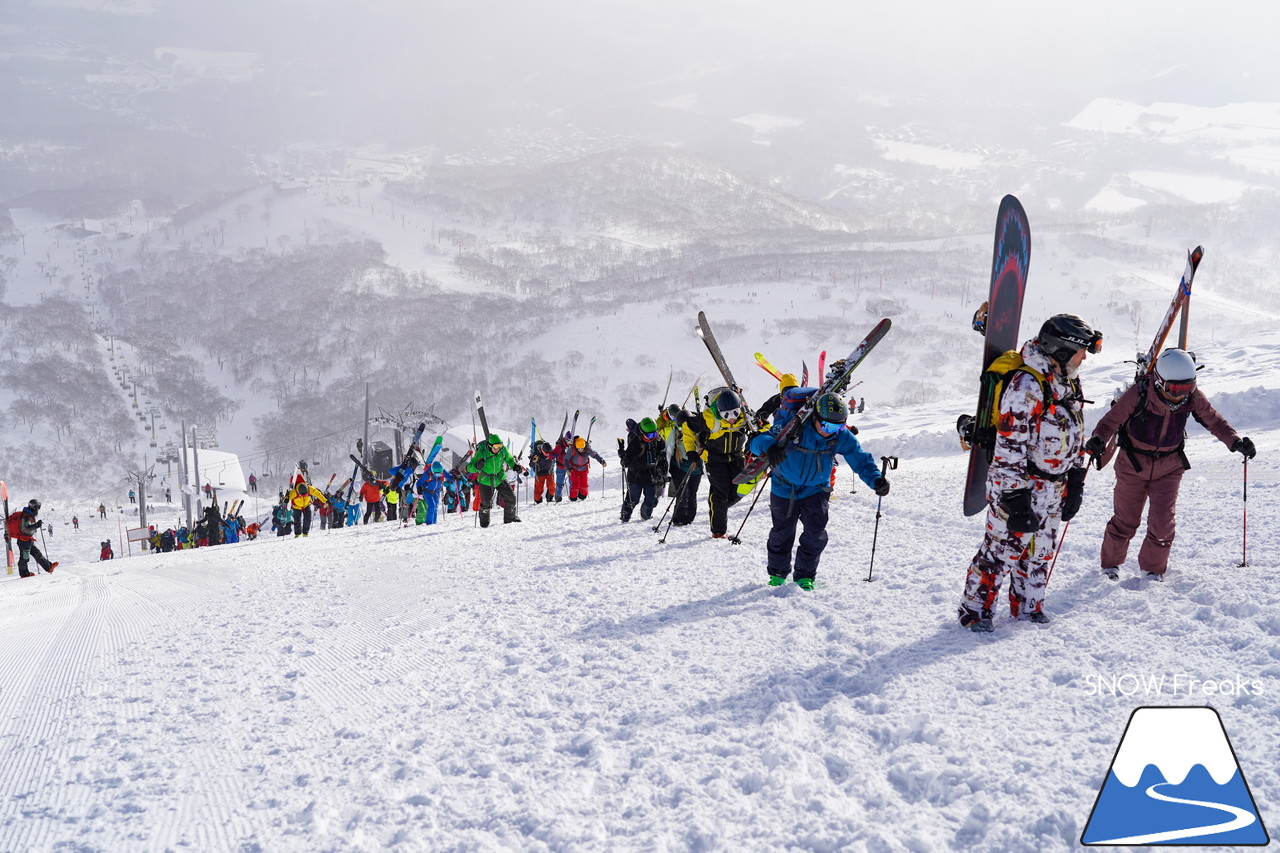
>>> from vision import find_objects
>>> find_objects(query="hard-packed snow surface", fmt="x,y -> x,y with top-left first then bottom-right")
1,422 -> 1277,850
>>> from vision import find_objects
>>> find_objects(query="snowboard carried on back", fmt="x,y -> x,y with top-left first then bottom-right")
958,195 -> 1031,517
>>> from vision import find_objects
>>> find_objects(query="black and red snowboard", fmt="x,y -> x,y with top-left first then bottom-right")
961,195 -> 1031,516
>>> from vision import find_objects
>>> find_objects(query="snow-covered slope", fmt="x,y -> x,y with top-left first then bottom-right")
1,387 -> 1275,851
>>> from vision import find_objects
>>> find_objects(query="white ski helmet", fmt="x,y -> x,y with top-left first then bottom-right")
1153,348 -> 1198,407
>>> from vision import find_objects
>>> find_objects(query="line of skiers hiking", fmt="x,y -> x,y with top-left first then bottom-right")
263,429 -> 614,534
14,315 -> 1256,638
142,499 -> 257,554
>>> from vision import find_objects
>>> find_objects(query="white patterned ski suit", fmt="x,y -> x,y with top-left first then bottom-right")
961,340 -> 1087,621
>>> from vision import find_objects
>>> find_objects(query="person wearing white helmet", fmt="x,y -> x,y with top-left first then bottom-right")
1086,348 -> 1254,582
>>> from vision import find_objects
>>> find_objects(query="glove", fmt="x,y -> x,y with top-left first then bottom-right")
766,445 -> 787,467
602,460 -> 607,467
873,477 -> 890,497
32,519 -> 43,529
1061,467 -> 1086,522
999,488 -> 1039,534
1232,436 -> 1256,459
1085,435 -> 1106,458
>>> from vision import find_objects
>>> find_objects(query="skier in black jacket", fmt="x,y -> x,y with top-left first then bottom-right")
621,418 -> 668,522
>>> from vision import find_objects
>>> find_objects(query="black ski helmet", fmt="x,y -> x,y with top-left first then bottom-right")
712,389 -> 743,420
1037,314 -> 1102,365
813,393 -> 848,437
27,499 -> 40,512
815,393 -> 848,424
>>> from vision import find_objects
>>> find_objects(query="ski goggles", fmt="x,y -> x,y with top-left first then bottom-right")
1156,377 -> 1196,402
719,406 -> 743,422
643,430 -> 659,441
1061,328 -> 1104,354
813,418 -> 844,438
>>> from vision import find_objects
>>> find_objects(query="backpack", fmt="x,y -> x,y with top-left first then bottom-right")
772,387 -> 818,433
1108,375 -> 1190,473
966,351 -> 1054,458
6,511 -> 24,539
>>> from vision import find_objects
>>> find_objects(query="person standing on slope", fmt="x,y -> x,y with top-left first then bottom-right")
668,406 -> 704,527
750,393 -> 886,589
551,431 -> 573,503
415,461 -> 453,525
290,478 -> 328,537
7,499 -> 58,576
1086,348 -> 1255,582
564,436 -> 606,501
683,389 -> 752,539
959,314 -> 1100,632
529,441 -> 557,504
360,478 -> 385,524
620,418 -> 666,523
467,434 -> 528,527
203,501 -> 223,546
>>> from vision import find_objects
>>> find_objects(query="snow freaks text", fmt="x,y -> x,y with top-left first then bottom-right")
1084,673 -> 1265,698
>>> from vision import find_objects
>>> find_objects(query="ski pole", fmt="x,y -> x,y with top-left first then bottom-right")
652,472 -> 681,533
728,470 -> 772,545
1047,464 -> 1090,583
658,463 -> 699,543
1240,456 -> 1249,568
865,456 -> 898,582
1047,523 -> 1069,584
39,528 -> 53,571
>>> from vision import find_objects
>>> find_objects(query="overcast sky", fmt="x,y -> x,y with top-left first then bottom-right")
8,0 -> 1278,154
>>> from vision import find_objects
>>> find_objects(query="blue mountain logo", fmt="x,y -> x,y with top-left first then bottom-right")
1082,706 -> 1269,846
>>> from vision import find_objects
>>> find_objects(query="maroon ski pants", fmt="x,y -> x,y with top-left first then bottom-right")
1100,451 -> 1184,576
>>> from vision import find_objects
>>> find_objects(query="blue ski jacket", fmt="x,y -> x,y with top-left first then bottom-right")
415,469 -> 454,496
750,420 -> 880,501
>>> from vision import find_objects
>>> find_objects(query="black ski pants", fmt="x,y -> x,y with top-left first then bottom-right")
621,481 -> 658,522
17,540 -> 53,575
705,455 -> 745,537
292,505 -> 312,535
363,503 -> 382,524
670,461 -> 702,526
478,481 -> 518,527
766,491 -> 830,581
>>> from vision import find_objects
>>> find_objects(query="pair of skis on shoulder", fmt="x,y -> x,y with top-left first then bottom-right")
958,193 -> 1202,515
754,351 -> 825,386
695,310 -> 892,486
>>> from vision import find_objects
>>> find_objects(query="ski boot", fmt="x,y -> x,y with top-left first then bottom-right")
767,575 -> 786,587
959,607 -> 993,633
1027,611 -> 1050,625
1144,571 -> 1164,582
795,578 -> 814,591
1102,567 -> 1119,581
